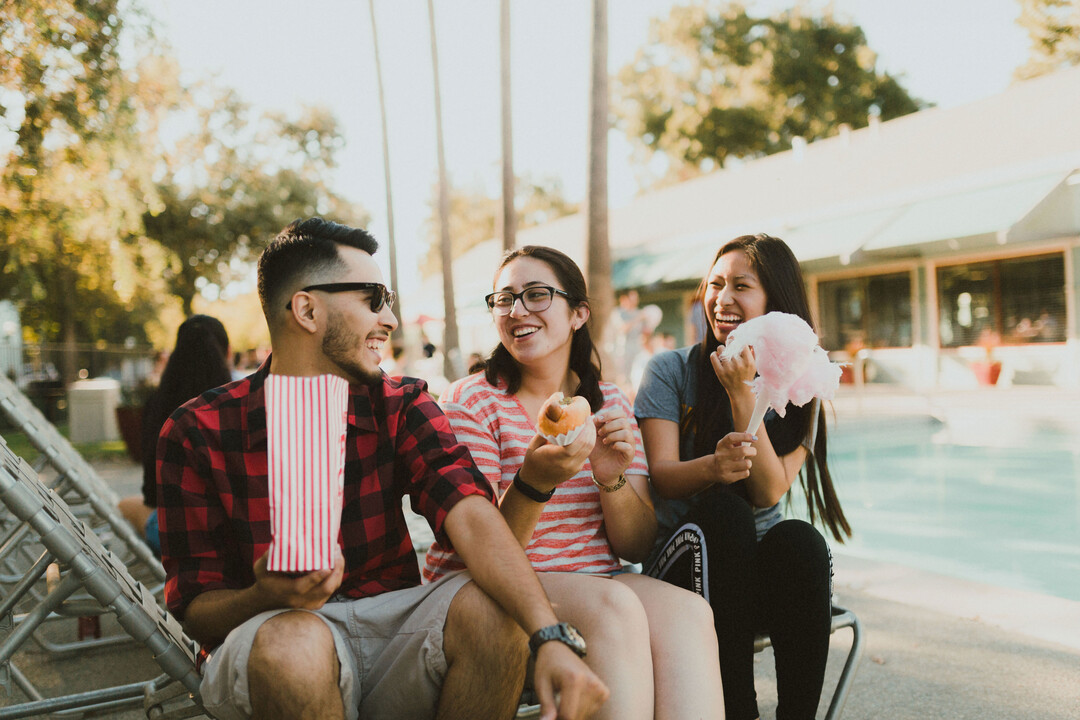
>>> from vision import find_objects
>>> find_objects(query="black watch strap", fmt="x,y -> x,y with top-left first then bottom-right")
529,622 -> 587,658
512,469 -> 555,503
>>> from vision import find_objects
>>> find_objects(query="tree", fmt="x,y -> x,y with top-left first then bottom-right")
586,0 -> 615,353
368,0 -> 404,340
1015,0 -> 1080,79
428,0 -> 463,381
613,2 -> 923,181
143,86 -> 367,315
0,0 -> 161,381
419,177 -> 579,277
499,0 -> 516,253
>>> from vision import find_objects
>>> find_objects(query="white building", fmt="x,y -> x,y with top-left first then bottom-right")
413,65 -> 1080,389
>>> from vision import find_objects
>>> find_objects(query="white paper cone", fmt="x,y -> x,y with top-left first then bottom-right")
542,417 -> 590,447
744,393 -> 770,439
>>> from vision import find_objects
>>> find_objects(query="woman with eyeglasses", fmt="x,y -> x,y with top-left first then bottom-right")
424,245 -> 723,719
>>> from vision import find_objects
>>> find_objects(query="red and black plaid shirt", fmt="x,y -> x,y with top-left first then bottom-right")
156,361 -> 492,621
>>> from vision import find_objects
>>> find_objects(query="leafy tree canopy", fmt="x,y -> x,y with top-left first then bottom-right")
1,0 -> 368,359
613,1 -> 924,183
143,79 -> 367,314
1015,0 -> 1080,79
0,0 -> 159,357
420,176 -> 579,276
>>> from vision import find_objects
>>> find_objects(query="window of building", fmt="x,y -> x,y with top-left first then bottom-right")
936,253 -> 1066,348
818,271 -> 913,351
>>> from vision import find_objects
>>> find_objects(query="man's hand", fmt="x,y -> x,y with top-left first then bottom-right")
520,420 -> 597,493
252,547 -> 345,611
533,641 -> 609,720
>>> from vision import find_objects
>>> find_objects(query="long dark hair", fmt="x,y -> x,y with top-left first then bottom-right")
481,245 -> 605,412
141,315 -> 233,506
156,315 -> 232,417
691,234 -> 850,541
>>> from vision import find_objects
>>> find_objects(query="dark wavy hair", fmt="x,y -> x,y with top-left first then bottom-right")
141,314 -> 232,505
691,234 -> 850,541
481,245 -> 605,412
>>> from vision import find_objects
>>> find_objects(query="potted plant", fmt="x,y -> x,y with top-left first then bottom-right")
971,329 -> 1002,386
115,382 -> 154,463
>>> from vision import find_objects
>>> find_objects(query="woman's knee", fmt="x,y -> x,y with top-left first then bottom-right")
761,520 -> 829,569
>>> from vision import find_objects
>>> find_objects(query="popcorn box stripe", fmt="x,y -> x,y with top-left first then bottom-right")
266,374 -> 348,572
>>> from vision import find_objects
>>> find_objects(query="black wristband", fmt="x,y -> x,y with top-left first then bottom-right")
512,469 -> 556,503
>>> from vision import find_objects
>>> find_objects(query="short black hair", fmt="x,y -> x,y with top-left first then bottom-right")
257,217 -> 379,323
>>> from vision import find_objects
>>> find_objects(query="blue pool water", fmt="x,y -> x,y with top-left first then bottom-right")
794,420 -> 1080,602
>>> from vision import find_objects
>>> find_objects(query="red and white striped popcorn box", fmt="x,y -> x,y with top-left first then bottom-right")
265,373 -> 349,573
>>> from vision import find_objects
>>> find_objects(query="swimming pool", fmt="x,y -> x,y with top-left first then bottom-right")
801,417 -> 1080,602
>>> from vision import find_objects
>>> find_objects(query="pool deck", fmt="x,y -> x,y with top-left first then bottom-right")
6,388 -> 1080,719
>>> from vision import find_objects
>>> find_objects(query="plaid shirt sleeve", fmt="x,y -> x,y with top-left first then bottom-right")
388,381 -> 493,546
157,405 -> 236,621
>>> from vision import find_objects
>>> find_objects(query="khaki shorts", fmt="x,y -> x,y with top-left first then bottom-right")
199,571 -> 472,720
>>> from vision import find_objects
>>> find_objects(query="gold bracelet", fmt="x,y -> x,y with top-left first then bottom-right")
593,473 -> 627,493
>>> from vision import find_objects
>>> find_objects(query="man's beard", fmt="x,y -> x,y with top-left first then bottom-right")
321,310 -> 383,385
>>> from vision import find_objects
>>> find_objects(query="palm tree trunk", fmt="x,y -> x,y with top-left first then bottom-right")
427,0 -> 463,381
500,0 -> 516,253
367,0 -> 403,341
586,0 -> 614,361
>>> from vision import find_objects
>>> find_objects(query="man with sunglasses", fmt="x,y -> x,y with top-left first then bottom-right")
156,217 -> 607,720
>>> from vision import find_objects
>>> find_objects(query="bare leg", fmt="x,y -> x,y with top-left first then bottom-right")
247,611 -> 345,720
537,573 -> 653,720
438,581 -> 529,719
614,572 -> 725,720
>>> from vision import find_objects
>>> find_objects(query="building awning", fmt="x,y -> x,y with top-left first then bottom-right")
614,171 -> 1074,289
861,172 -> 1068,251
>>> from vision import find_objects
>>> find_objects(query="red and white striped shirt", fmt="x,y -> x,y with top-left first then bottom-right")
423,374 -> 649,581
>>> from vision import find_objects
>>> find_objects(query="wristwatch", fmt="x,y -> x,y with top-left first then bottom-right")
529,622 -> 587,658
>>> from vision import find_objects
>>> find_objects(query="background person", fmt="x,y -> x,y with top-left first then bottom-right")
157,219 -> 607,720
117,314 -> 232,556
424,245 -> 723,720
635,233 -> 851,720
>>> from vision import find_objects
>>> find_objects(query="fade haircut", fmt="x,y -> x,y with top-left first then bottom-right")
257,217 -> 379,325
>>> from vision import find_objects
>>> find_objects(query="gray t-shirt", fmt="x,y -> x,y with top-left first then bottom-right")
634,346 -> 813,565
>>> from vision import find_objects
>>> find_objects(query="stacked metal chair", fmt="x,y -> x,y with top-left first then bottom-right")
0,434 -> 206,718
0,371 -> 164,588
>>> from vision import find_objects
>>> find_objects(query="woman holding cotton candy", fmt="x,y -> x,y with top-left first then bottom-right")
424,244 -> 723,720
635,234 -> 851,720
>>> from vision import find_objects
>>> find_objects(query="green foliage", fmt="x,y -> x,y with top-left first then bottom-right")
0,0 -> 157,355
144,89 -> 368,314
613,1 -> 924,181
1,1 -> 368,352
420,177 -> 579,277
1015,0 -> 1080,79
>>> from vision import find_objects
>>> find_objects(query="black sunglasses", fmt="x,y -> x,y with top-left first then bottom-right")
285,282 -> 397,313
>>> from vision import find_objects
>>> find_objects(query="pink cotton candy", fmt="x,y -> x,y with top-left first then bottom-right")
720,312 -> 842,418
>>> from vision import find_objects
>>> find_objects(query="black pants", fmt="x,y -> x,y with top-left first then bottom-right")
647,490 -> 832,720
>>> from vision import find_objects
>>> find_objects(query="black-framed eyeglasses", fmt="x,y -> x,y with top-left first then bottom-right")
285,282 -> 397,313
485,285 -> 572,316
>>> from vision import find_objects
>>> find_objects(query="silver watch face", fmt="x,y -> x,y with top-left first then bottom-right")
563,623 -> 585,649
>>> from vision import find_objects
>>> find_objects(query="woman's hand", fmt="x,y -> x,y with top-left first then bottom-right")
711,344 -> 757,399
708,432 -> 758,485
521,420 -> 597,493
589,406 -> 635,487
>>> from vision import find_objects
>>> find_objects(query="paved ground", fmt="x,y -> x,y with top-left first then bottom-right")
4,385 -> 1080,718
